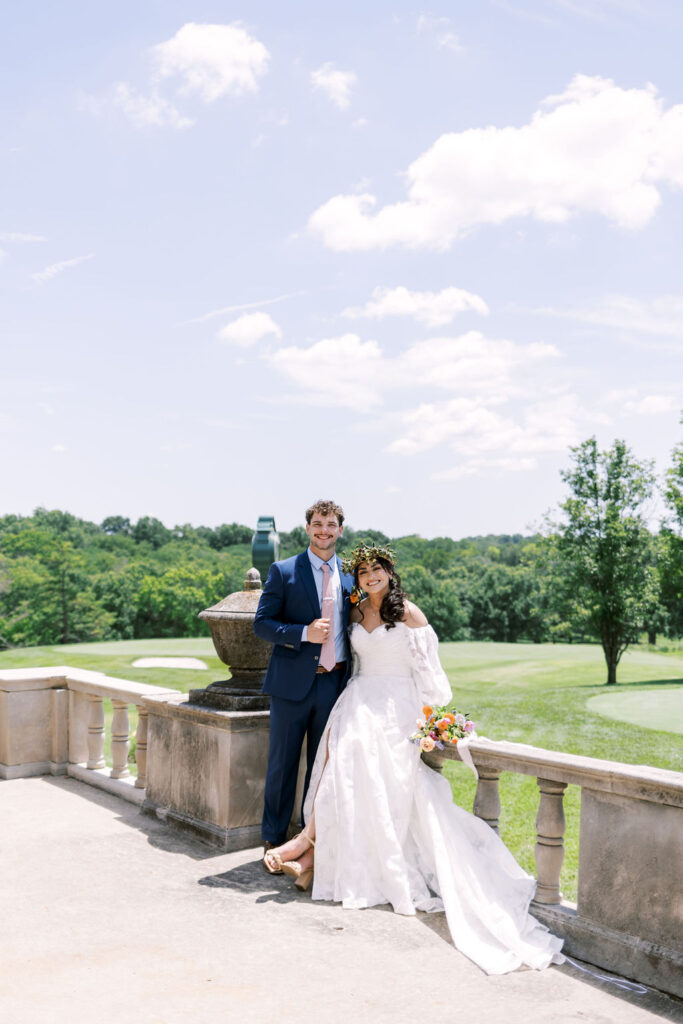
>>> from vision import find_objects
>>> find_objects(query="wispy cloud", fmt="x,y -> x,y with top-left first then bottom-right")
489,1 -> 555,26
184,290 -> 304,325
32,253 -> 94,284
416,15 -> 464,53
552,0 -> 645,21
0,231 -> 46,243
528,294 -> 683,339
111,84 -> 193,129
310,63 -> 357,110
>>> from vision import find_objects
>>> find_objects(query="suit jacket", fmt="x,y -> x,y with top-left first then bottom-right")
254,550 -> 354,700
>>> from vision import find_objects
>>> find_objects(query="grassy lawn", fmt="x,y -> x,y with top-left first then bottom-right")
2,637 -> 681,902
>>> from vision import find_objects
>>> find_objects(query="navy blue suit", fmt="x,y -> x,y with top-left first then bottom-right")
254,550 -> 353,844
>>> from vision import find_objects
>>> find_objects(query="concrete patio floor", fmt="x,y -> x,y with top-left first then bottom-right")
1,776 -> 681,1024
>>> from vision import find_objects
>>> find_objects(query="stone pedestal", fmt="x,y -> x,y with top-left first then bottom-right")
189,567 -> 272,712
141,692 -> 305,851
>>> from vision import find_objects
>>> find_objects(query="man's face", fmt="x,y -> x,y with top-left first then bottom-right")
306,513 -> 343,559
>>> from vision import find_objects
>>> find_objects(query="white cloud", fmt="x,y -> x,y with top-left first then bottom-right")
387,394 -> 580,457
310,63 -> 357,110
397,333 -> 558,395
267,334 -> 384,409
309,74 -> 683,251
263,329 -> 559,413
112,83 -> 193,129
0,232 -> 46,243
626,394 -> 675,415
84,22 -> 269,131
32,253 -> 94,284
151,22 -> 270,102
531,294 -> 683,339
343,285 -> 489,327
218,312 -> 282,347
416,15 -> 463,53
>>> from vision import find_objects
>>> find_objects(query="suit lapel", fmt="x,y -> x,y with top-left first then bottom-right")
298,550 -> 321,618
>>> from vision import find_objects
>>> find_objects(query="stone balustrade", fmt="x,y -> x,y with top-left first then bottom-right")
425,737 -> 683,998
1,667 -> 681,997
0,667 -> 176,805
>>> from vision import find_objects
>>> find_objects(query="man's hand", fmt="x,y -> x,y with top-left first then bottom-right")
307,618 -> 331,645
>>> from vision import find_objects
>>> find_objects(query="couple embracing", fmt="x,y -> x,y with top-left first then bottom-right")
254,499 -> 564,976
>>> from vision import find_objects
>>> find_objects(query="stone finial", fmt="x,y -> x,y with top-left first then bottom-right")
244,567 -> 262,591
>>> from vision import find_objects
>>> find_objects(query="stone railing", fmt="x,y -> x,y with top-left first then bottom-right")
425,738 -> 683,998
0,667 -> 175,805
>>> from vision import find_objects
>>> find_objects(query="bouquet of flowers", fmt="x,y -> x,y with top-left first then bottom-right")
410,704 -> 477,752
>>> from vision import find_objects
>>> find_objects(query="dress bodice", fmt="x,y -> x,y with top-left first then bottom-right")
350,621 -> 414,677
349,621 -> 452,706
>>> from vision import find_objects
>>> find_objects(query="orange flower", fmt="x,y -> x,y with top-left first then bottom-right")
349,592 -> 360,604
422,705 -> 433,718
450,736 -> 459,745
444,713 -> 456,724
436,718 -> 450,731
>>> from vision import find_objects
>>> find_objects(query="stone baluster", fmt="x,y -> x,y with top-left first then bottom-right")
473,768 -> 501,834
111,700 -> 131,779
134,708 -> 148,789
87,695 -> 106,770
534,778 -> 568,904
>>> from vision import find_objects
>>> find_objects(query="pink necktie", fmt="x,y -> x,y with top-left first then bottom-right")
320,562 -> 337,671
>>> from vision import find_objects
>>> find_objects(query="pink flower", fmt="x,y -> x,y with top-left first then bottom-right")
420,736 -> 435,752
416,718 -> 425,729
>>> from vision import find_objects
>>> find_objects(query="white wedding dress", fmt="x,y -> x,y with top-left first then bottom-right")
303,622 -> 565,975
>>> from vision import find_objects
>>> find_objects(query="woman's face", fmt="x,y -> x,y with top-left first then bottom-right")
357,560 -> 391,598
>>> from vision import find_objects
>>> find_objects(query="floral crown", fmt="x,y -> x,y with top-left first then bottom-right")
341,541 -> 397,576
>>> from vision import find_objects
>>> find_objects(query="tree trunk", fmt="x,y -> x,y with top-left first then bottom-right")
648,628 -> 657,645
602,637 -> 619,685
60,569 -> 69,645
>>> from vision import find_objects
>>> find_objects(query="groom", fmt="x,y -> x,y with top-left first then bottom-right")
254,499 -> 354,850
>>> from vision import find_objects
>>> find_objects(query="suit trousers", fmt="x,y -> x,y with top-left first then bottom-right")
262,667 -> 345,845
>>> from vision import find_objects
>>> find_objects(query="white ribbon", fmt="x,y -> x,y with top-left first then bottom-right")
455,734 -> 479,779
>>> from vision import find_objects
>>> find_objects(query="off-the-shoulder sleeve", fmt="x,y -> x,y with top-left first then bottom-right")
406,625 -> 453,706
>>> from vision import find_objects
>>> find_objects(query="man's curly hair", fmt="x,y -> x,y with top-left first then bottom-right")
305,499 -> 344,527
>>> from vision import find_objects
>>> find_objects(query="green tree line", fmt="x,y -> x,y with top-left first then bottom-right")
1,426 -> 681,682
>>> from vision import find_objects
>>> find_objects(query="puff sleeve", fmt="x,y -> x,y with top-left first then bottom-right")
407,625 -> 453,706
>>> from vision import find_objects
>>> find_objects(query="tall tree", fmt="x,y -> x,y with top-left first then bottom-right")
659,418 -> 683,638
545,437 -> 658,684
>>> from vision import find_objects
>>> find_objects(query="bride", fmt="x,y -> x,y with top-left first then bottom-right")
263,543 -> 564,976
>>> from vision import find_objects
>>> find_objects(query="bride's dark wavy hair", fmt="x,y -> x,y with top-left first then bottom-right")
355,556 -> 407,630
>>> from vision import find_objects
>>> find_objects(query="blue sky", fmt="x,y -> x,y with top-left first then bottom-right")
2,0 -> 681,538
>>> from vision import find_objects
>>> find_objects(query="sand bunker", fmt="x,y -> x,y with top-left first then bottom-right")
132,657 -> 208,670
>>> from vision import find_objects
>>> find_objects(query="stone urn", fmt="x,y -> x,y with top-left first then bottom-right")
188,568 -> 272,711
